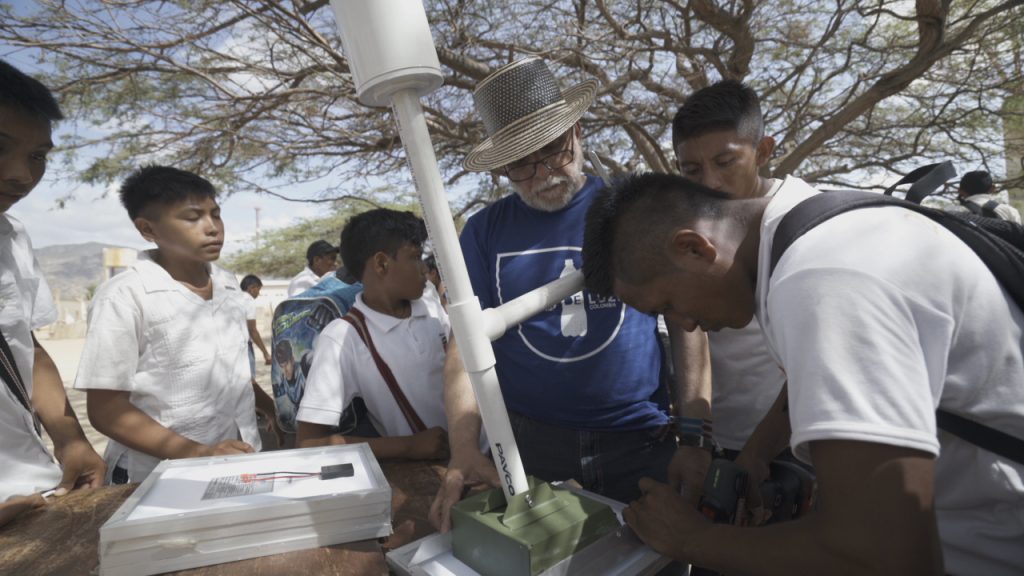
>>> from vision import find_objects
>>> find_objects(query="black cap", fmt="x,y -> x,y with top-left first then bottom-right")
306,240 -> 338,263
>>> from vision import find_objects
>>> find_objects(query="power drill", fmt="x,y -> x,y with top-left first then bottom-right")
699,459 -> 816,525
691,459 -> 817,576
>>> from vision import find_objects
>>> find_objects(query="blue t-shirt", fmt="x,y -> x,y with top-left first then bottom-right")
460,176 -> 668,431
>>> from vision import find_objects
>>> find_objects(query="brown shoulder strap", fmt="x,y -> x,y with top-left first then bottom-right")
341,308 -> 427,433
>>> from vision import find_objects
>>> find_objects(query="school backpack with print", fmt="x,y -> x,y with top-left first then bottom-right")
768,174 -> 1024,465
270,275 -> 369,434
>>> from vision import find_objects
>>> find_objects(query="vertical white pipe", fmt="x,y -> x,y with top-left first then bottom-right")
390,89 -> 529,500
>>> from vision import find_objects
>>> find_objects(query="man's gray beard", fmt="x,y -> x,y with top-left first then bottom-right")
518,175 -> 583,212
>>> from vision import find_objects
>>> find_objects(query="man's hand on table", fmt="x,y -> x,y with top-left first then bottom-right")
54,437 -> 107,492
0,493 -> 47,529
623,477 -> 711,563
428,450 -> 500,533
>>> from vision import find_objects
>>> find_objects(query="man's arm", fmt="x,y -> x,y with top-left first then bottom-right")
0,493 -> 46,528
247,319 -> 270,363
30,335 -> 106,491
251,381 -> 284,446
87,389 -> 253,459
625,439 -> 943,576
665,322 -> 712,503
734,383 -> 792,521
428,334 -> 500,533
296,421 -> 448,460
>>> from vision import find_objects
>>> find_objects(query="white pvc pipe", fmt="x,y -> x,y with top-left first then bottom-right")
390,89 -> 529,500
482,270 -> 584,342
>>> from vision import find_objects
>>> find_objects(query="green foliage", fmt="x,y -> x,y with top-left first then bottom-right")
222,197 -> 450,278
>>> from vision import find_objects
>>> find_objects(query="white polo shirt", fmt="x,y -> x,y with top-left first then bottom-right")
0,214 -> 62,500
74,250 -> 261,483
287,267 -> 321,297
298,294 -> 449,436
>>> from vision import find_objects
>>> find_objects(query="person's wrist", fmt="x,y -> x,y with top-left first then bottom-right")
52,433 -> 91,463
681,520 -> 721,566
675,417 -> 715,453
188,442 -> 212,458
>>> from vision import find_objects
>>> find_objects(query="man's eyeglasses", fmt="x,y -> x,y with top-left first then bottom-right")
503,136 -> 575,182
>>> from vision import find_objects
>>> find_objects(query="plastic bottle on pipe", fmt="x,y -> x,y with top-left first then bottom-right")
559,258 -> 587,337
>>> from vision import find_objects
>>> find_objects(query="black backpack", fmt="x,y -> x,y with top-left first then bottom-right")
768,170 -> 1024,466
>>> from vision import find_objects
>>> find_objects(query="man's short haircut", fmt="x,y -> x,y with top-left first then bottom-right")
340,208 -> 427,281
240,274 -> 262,291
583,172 -> 732,296
671,80 -> 764,150
0,59 -> 64,123
118,165 -> 218,220
959,170 -> 993,197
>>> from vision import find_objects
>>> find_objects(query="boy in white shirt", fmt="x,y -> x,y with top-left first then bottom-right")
296,208 -> 448,460
75,165 -> 267,483
0,59 -> 105,525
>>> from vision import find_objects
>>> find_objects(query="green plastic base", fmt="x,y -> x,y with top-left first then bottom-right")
451,477 -> 620,576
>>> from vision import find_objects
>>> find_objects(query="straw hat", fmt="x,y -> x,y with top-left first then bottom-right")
464,57 -> 598,172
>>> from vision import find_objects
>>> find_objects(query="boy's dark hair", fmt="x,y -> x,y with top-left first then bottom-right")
0,59 -> 64,122
240,274 -> 262,291
959,170 -> 993,197
118,165 -> 218,220
583,172 -> 733,296
672,80 -> 763,150
274,340 -> 294,363
340,209 -> 427,280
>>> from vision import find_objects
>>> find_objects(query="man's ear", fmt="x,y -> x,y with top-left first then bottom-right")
133,217 -> 156,243
666,229 -> 717,269
755,136 -> 776,168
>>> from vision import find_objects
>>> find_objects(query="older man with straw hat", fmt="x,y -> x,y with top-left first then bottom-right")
429,57 -> 710,532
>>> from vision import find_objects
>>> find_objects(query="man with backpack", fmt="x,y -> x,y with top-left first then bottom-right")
955,170 -> 1021,224
582,172 -> 1024,575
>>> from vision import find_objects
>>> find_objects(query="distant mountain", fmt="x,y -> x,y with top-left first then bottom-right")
34,242 -> 134,301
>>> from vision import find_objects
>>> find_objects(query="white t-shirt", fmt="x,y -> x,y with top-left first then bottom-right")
0,214 -> 62,500
708,178 -> 788,451
298,294 -> 449,436
962,193 -> 1022,224
756,176 -> 1024,575
74,251 -> 261,483
288,267 -> 321,297
243,295 -> 257,344
708,317 -> 786,451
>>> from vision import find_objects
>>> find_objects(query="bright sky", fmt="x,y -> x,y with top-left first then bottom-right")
1,48 -> 382,257
0,1 -> 391,256
8,175 -> 323,256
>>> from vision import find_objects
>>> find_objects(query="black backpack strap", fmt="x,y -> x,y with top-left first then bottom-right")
936,410 -> 1024,465
962,199 -> 984,215
981,200 -> 1001,219
769,190 -> 899,276
769,190 -> 1024,466
882,160 -> 956,204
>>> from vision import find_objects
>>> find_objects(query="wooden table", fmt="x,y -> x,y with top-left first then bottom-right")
0,460 -> 446,576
